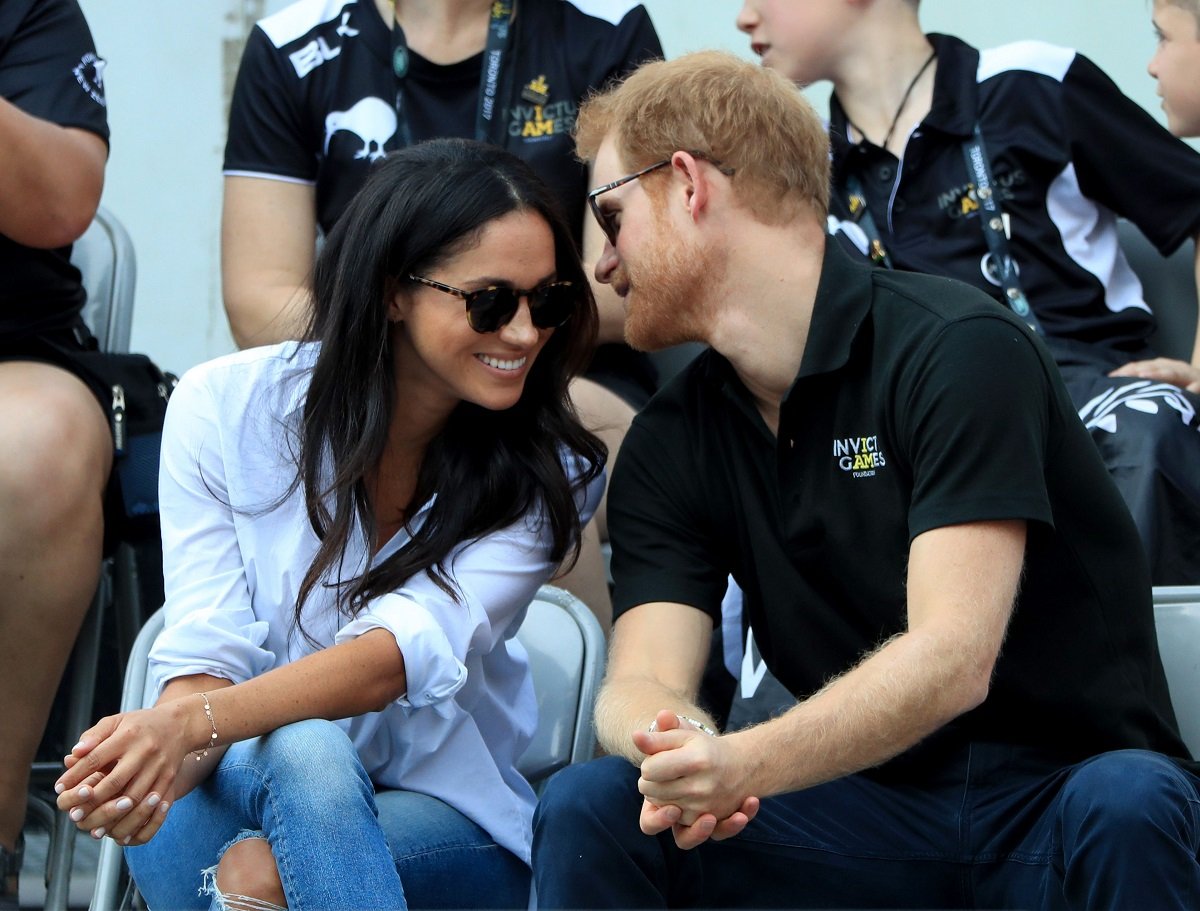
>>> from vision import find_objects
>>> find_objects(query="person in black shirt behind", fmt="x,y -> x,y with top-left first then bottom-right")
531,50 -> 1200,911
0,0 -> 108,902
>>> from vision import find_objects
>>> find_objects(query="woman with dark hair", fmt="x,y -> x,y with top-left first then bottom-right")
53,138 -> 606,910
221,0 -> 666,626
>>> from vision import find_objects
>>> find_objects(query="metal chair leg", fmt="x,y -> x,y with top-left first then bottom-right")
36,565 -> 109,911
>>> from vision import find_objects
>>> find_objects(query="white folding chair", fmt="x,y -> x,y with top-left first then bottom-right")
91,584 -> 606,909
1153,585 -> 1200,757
516,584 -> 606,784
89,606 -> 162,911
76,205 -> 137,355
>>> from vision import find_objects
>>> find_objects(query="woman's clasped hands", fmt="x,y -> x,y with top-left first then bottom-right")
53,697 -> 202,846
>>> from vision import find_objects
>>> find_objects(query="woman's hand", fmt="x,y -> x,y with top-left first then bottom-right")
54,699 -> 201,845
58,755 -> 175,846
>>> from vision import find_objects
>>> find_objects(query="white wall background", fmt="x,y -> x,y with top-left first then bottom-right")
78,0 -> 1173,375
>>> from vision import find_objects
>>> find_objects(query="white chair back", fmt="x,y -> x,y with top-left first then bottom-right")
72,205 -> 136,354
1118,220 -> 1197,363
1153,585 -> 1200,757
516,584 -> 605,782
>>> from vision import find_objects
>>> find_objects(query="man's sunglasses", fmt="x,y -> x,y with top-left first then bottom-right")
587,159 -> 670,248
587,152 -> 736,247
407,275 -> 579,334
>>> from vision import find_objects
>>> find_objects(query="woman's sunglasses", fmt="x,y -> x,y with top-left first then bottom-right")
407,275 -> 579,334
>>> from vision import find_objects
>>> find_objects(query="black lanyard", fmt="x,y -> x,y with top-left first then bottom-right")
843,172 -> 893,269
390,0 -> 516,148
960,125 -> 1043,335
840,125 -> 1045,335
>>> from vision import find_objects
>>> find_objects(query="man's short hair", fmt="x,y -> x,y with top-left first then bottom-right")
575,50 -> 830,224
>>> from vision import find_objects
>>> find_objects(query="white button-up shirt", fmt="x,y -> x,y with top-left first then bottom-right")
148,342 -> 603,864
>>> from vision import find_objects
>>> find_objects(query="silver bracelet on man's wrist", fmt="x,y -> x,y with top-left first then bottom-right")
648,713 -> 717,736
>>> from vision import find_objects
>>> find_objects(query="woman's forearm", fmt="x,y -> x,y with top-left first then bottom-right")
177,627 -> 408,751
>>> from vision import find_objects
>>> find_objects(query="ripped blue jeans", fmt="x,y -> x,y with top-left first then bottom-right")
125,719 -> 530,910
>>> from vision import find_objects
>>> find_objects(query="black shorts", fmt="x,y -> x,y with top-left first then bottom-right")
0,320 -> 124,553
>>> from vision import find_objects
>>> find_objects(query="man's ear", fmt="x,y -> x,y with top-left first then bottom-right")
670,150 -> 711,224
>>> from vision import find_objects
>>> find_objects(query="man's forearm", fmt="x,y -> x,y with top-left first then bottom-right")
723,624 -> 993,801
725,521 -> 1020,801
594,675 -> 718,764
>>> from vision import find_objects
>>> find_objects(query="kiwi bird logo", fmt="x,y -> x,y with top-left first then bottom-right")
324,97 -> 396,161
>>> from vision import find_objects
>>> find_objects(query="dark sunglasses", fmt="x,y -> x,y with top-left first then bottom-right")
587,152 -> 736,247
407,275 -> 578,334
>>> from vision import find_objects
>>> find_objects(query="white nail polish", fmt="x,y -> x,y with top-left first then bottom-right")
54,782 -> 65,794
69,808 -> 85,822
71,741 -> 85,752
158,801 -> 171,814
146,793 -> 161,807
78,786 -> 91,800
91,827 -> 105,839
122,836 -> 131,846
116,797 -> 134,811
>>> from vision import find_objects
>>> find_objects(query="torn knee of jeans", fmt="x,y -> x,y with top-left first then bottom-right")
200,830 -> 287,911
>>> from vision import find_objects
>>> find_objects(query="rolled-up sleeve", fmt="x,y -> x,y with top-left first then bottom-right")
148,365 -> 276,697
334,452 -> 605,714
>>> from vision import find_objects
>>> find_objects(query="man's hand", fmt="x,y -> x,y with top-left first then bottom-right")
632,709 -> 760,849
1109,357 -> 1200,394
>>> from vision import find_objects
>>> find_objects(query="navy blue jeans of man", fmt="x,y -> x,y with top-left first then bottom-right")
532,745 -> 1200,909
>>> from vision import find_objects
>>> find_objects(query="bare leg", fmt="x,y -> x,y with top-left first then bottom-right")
0,362 -> 111,851
214,837 -> 288,910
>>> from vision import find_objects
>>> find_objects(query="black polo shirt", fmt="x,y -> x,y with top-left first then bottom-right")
1,0 -> 109,336
609,241 -> 1188,772
225,0 -> 661,244
828,33 -> 1200,367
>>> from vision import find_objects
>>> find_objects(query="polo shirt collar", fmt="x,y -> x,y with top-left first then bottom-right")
793,239 -> 874,382
829,32 -> 980,170
922,33 -> 980,138
697,241 -> 873,421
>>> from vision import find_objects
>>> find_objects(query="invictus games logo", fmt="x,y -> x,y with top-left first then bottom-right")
510,75 -> 576,141
936,167 -> 1026,222
834,435 -> 886,478
521,74 -> 550,106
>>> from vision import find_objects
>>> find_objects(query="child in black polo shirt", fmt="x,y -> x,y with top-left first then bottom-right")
738,0 -> 1200,584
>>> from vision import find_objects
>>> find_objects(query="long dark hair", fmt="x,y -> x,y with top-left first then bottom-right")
293,138 -> 605,635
